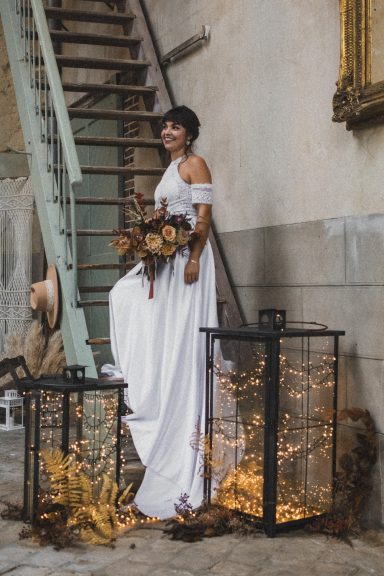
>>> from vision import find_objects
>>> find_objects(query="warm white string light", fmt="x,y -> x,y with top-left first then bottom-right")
210,338 -> 336,523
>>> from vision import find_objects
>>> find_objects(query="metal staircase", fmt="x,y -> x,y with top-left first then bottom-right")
0,0 -> 242,376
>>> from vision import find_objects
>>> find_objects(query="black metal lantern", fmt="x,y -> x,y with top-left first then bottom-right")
201,323 -> 344,537
258,308 -> 286,331
14,364 -> 127,522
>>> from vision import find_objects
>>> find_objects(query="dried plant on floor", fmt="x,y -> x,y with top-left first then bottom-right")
313,407 -> 377,542
31,448 -> 123,548
0,499 -> 23,521
164,498 -> 261,542
0,321 -> 66,389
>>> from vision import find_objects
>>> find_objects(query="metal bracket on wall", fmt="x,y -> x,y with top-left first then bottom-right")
160,25 -> 210,65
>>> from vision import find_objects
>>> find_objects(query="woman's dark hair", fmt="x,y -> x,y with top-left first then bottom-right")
162,105 -> 200,146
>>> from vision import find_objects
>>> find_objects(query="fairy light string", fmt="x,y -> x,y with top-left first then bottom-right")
209,335 -> 336,523
26,332 -> 338,534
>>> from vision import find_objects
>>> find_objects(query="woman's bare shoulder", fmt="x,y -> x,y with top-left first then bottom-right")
184,154 -> 211,183
185,154 -> 208,168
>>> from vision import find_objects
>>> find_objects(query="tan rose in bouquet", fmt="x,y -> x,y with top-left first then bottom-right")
162,225 -> 177,242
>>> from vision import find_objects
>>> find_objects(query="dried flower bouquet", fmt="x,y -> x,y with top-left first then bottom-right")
109,193 -> 198,298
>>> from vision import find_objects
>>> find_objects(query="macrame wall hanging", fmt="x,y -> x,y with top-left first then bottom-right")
0,177 -> 34,352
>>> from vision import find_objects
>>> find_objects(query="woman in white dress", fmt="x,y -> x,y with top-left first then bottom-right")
109,106 -> 217,519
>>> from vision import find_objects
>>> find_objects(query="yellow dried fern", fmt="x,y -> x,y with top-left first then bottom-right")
39,449 -> 120,545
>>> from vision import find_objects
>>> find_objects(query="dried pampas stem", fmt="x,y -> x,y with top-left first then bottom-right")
40,331 -> 66,375
23,322 -> 46,377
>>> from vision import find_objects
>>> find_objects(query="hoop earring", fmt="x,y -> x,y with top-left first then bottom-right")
186,139 -> 191,147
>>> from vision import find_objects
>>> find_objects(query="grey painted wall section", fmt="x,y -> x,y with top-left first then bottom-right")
142,0 -> 384,233
218,215 -> 384,525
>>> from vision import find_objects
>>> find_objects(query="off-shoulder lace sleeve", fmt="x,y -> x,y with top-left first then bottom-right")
191,183 -> 213,205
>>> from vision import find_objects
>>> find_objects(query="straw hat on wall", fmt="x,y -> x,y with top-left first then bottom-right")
30,265 -> 59,329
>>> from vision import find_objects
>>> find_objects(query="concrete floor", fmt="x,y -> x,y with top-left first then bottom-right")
1,429 -> 384,576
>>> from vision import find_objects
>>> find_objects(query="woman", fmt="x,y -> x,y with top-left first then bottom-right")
109,105 -> 217,519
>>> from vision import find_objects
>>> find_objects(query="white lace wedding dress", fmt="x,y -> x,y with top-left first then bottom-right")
109,156 -> 217,519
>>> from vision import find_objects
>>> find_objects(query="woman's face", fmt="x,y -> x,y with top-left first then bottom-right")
161,120 -> 190,157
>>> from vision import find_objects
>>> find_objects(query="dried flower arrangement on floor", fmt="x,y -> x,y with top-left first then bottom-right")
0,409 -> 377,547
164,407 -> 378,543
164,499 -> 261,542
20,449 -> 136,549
313,407 -> 377,542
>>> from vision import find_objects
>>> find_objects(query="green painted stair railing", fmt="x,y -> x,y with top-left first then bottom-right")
0,0 -> 97,375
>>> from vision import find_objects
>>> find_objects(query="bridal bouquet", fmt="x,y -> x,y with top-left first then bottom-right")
109,193 -> 198,298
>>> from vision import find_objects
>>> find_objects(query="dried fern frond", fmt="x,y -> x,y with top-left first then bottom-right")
37,449 -> 120,547
117,482 -> 134,507
90,505 -> 115,541
80,526 -> 113,546
41,449 -> 73,507
68,472 -> 92,510
99,474 -> 118,510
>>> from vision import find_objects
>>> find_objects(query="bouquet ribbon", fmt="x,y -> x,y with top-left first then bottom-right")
148,264 -> 155,299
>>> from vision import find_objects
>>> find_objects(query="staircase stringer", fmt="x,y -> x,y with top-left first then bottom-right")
0,1 -> 97,376
127,0 -> 172,112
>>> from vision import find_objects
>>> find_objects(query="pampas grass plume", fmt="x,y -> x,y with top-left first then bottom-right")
0,321 -> 66,388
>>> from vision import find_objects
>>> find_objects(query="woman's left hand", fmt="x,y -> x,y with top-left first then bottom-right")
184,259 -> 200,284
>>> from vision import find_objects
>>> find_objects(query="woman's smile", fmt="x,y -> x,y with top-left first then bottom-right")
161,121 -> 189,158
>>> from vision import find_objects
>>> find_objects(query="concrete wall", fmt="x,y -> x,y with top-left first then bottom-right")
142,0 -> 384,525
142,0 -> 384,232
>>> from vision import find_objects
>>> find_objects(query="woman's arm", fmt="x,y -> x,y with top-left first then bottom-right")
181,156 -> 213,285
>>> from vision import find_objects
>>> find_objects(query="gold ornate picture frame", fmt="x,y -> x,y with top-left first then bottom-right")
333,0 -> 384,129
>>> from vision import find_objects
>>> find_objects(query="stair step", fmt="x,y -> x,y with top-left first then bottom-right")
50,29 -> 142,48
79,286 -> 114,293
65,196 -> 155,206
38,81 -> 158,96
56,55 -> 149,71
77,263 -> 135,271
74,135 -> 162,148
82,297 -> 223,307
44,7 -> 135,25
75,0 -> 118,3
79,165 -> 165,176
79,300 -> 109,307
69,229 -> 116,236
68,108 -> 163,122
56,161 -> 164,176
61,82 -> 158,96
87,338 -> 111,345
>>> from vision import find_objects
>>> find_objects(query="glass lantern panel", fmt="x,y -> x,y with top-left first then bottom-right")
38,389 -> 120,498
13,404 -> 23,426
212,338 -> 266,519
25,392 -> 38,519
276,336 -> 335,523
